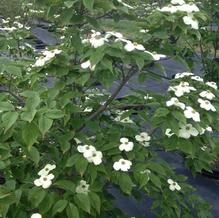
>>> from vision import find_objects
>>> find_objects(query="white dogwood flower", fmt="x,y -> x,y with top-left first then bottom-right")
206,81 -> 218,90
171,0 -> 185,5
124,41 -> 145,52
38,164 -> 56,176
183,15 -> 199,29
165,128 -> 175,138
135,132 -> 151,147
119,138 -> 134,152
198,98 -> 216,112
191,76 -> 203,82
174,72 -> 193,79
113,159 -> 132,172
89,37 -> 108,48
77,145 -> 95,154
81,60 -> 96,71
199,90 -> 215,100
200,126 -> 213,135
82,146 -> 97,159
87,150 -> 103,165
184,106 -> 200,122
144,94 -> 153,100
76,180 -> 89,194
31,213 -> 42,218
166,97 -> 185,110
178,124 -> 199,139
167,179 -> 181,191
168,82 -> 196,97
34,173 -> 55,189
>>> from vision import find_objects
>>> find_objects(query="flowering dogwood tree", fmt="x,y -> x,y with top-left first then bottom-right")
0,0 -> 218,217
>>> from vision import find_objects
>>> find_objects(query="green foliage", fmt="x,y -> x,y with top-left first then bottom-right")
0,0 -> 217,218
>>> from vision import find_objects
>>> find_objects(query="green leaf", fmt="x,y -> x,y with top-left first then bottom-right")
74,193 -> 91,213
75,156 -> 88,175
89,192 -> 101,214
83,0 -> 94,11
54,180 -> 75,193
39,193 -> 56,214
0,102 -> 14,111
172,111 -> 186,124
22,122 -> 39,148
28,146 -> 40,165
29,187 -> 46,207
64,0 -> 78,8
2,111 -> 18,133
66,154 -> 81,167
20,109 -> 37,123
119,173 -> 133,194
154,108 -> 169,118
66,203 -> 80,218
150,174 -> 161,189
52,200 -> 68,216
46,110 -> 64,119
39,115 -> 53,136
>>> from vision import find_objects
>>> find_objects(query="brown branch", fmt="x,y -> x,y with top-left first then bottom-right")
76,69 -> 137,132
0,89 -> 24,106
114,103 -> 149,110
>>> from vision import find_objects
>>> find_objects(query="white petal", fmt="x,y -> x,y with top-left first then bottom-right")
167,179 -> 173,185
124,42 -> 135,52
34,179 -> 42,187
113,162 -> 121,171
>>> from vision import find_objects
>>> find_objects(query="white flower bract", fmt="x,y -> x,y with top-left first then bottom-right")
119,137 -> 134,152
199,90 -> 215,100
166,97 -> 185,110
178,124 -> 199,139
206,81 -> 218,90
198,98 -> 216,112
31,213 -> 42,218
124,41 -> 145,52
165,128 -> 175,138
38,164 -> 56,176
77,145 -> 103,165
113,159 -> 132,172
167,179 -> 181,191
135,132 -> 151,147
76,180 -> 90,194
34,173 -> 55,189
184,106 -> 200,122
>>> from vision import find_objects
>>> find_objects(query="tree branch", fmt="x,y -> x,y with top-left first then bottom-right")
0,88 -> 24,106
76,68 -> 137,132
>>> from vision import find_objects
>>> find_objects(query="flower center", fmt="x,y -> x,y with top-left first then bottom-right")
121,161 -> 126,165
43,177 -> 47,181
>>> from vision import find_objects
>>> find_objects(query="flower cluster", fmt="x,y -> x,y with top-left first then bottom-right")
32,49 -> 62,67
166,72 -> 217,139
34,164 -> 56,189
159,1 -> 199,29
77,145 -> 103,165
76,180 -> 90,194
135,132 -> 151,147
81,30 -> 166,63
